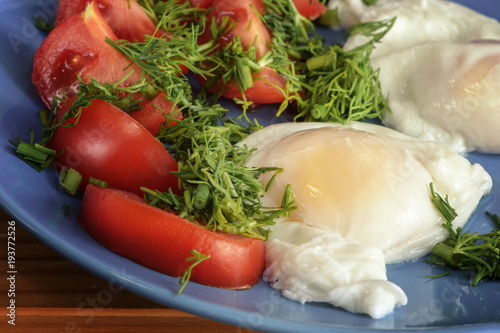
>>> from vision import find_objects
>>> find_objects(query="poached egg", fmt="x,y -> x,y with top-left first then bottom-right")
239,121 -> 492,318
328,0 -> 500,153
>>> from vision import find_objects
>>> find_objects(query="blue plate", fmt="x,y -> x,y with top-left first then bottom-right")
1,1 -> 500,332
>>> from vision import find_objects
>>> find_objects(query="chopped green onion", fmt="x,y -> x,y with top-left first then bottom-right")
318,9 -> 340,26
88,177 -> 108,188
193,183 -> 210,210
59,167 -> 82,196
39,109 -> 49,127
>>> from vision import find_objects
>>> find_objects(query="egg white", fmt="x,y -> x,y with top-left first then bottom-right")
331,0 -> 500,58
263,218 -> 408,319
373,40 -> 500,153
328,0 -> 500,153
242,121 -> 492,263
239,121 -> 491,318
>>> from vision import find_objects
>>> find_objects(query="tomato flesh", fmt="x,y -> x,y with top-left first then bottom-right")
79,184 -> 266,289
187,0 -> 326,20
56,0 -> 162,42
129,91 -> 182,136
293,0 -> 327,20
199,0 -> 271,59
33,2 -> 143,108
201,66 -> 287,105
187,0 -> 214,8
48,98 -> 179,195
196,0 -> 288,104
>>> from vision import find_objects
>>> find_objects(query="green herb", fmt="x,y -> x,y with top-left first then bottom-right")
259,0 -> 394,123
486,212 -> 500,228
133,0 -> 392,124
59,167 -> 83,196
427,183 -> 500,286
107,3 -> 215,109
296,18 -> 394,123
88,177 -> 108,188
143,109 -> 296,240
77,75 -> 151,112
63,204 -> 70,216
318,9 -> 340,27
429,182 -> 457,224
9,132 -> 57,172
177,249 -> 211,294
33,16 -> 54,32
138,0 -> 203,29
196,17 -> 273,115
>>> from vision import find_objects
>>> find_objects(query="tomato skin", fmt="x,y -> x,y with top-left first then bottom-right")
196,0 -> 287,104
79,184 -> 266,289
33,2 -> 143,108
293,0 -> 327,20
187,0 -> 214,8
189,0 -> 325,20
198,0 -> 271,59
129,91 -> 182,136
200,66 -> 287,105
48,98 -> 179,195
56,0 -> 162,42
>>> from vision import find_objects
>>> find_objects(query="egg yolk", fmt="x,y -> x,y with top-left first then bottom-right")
258,127 -> 440,255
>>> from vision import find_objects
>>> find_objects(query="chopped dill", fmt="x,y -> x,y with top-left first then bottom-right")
427,183 -> 500,286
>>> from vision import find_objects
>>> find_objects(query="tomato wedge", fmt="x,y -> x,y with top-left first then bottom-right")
79,184 -> 266,289
201,66 -> 288,105
187,0 -> 214,9
55,0 -> 162,42
196,0 -> 288,104
293,0 -> 327,20
187,0 -> 326,20
33,2 -> 143,108
198,0 -> 271,59
129,91 -> 182,136
48,98 -> 179,195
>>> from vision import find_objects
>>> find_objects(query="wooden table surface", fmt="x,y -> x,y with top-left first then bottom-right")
0,207 -> 261,333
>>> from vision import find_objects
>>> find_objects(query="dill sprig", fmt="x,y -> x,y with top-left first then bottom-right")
177,249 -> 211,294
262,0 -> 324,56
33,16 -> 54,32
144,108 -> 296,240
196,16 -> 278,115
107,2 -> 215,108
427,183 -> 500,286
260,0 -> 393,123
137,0 -> 201,29
294,18 -> 395,123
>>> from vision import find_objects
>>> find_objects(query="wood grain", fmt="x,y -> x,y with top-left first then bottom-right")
0,208 -> 261,333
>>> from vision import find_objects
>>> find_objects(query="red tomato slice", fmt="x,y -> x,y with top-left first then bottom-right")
200,66 -> 287,105
32,2 -> 143,108
48,98 -> 179,195
187,0 -> 214,9
55,0 -> 162,42
293,0 -> 327,20
190,0 -> 325,21
198,0 -> 271,59
129,91 -> 182,136
79,184 -> 266,290
196,0 -> 285,104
